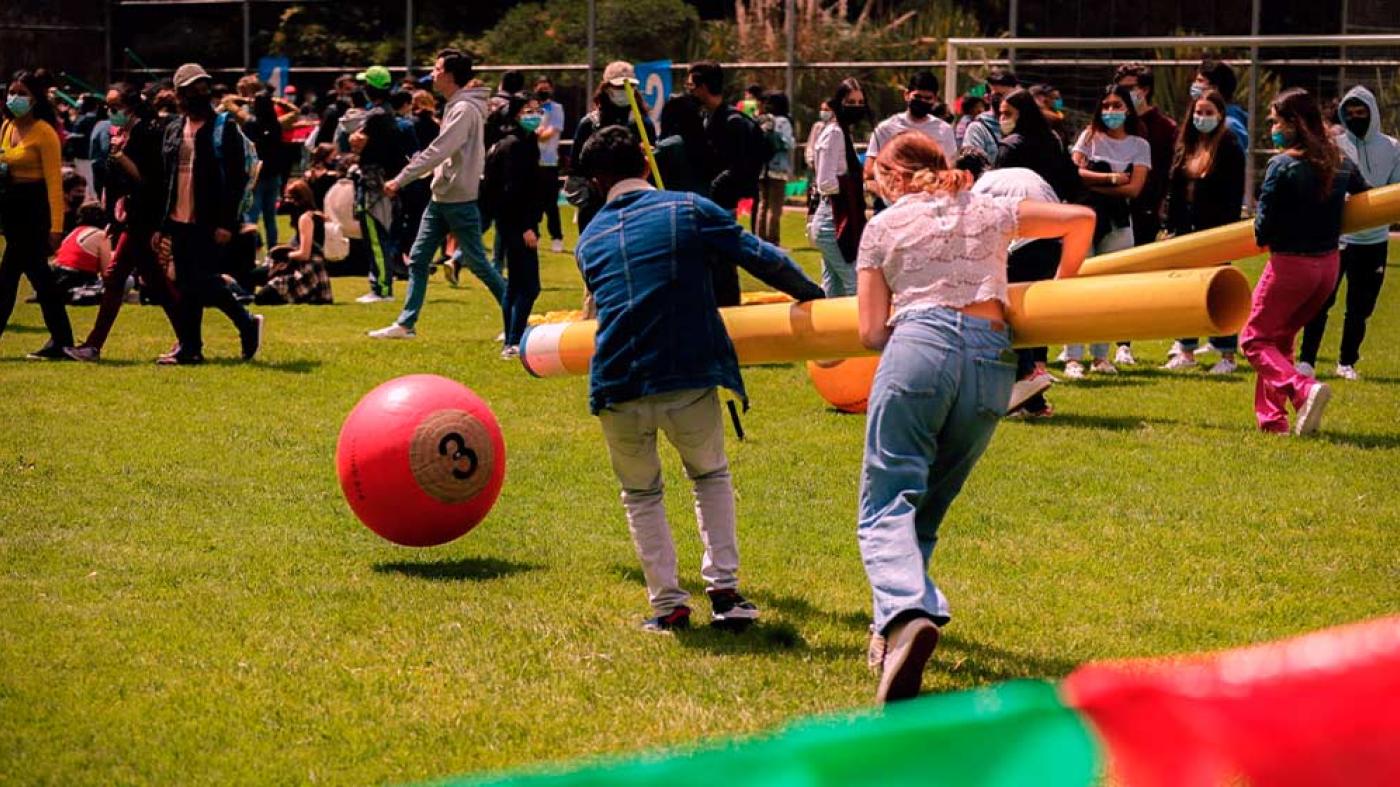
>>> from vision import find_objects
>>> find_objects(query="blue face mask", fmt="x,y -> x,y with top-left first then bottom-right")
109,110 -> 129,128
1052,98 -> 1064,111
518,114 -> 542,133
1189,83 -> 1205,100
1271,129 -> 1290,149
1192,114 -> 1219,134
6,94 -> 32,118
1101,111 -> 1127,130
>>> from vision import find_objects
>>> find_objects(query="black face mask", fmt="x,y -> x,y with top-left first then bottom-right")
908,98 -> 933,119
1345,116 -> 1370,138
837,105 -> 866,126
536,90 -> 552,102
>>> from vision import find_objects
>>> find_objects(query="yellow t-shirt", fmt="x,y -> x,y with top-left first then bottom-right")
1,119 -> 65,233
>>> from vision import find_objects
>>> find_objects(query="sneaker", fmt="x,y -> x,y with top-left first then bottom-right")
1195,342 -> 1219,357
355,292 -> 393,304
1162,353 -> 1197,371
1167,340 -> 1185,358
875,616 -> 939,704
866,626 -> 887,675
1090,359 -> 1118,375
1294,382 -> 1332,436
1063,360 -> 1086,380
1113,345 -> 1137,366
642,605 -> 692,633
550,238 -> 564,254
26,342 -> 73,361
1295,361 -> 1316,378
442,258 -> 460,286
499,345 -> 519,360
1007,376 -> 1054,414
1007,403 -> 1055,420
156,352 -> 204,366
64,345 -> 100,363
1208,358 -> 1238,375
1335,364 -> 1359,381
241,314 -> 264,361
494,331 -> 506,343
708,588 -> 760,629
367,323 -> 416,340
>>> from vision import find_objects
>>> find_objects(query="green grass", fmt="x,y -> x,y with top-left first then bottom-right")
1,209 -> 1397,785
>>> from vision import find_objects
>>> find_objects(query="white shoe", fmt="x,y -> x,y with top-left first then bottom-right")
1064,360 -> 1086,380
500,345 -> 520,360
1090,359 -> 1118,375
1006,376 -> 1054,414
442,258 -> 460,286
1055,347 -> 1069,363
1162,354 -> 1197,370
1167,340 -> 1185,358
1208,358 -> 1238,375
494,331 -> 506,343
1031,369 -> 1059,384
1295,361 -> 1315,377
356,292 -> 393,304
367,323 -> 416,340
1113,345 -> 1136,366
1294,382 -> 1332,436
1335,364 -> 1359,381
550,239 -> 564,254
1195,342 -> 1219,357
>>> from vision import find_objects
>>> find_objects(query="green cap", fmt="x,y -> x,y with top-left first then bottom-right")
356,65 -> 392,91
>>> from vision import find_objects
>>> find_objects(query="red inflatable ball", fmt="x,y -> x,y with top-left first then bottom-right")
806,356 -> 880,414
336,374 -> 506,547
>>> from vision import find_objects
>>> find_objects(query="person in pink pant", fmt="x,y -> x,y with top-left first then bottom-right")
1242,88 -> 1369,435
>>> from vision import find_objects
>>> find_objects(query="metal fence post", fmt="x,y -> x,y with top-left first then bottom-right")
784,0 -> 795,103
1245,0 -> 1261,211
944,42 -> 957,110
405,0 -> 413,72
586,0 -> 596,102
242,0 -> 250,72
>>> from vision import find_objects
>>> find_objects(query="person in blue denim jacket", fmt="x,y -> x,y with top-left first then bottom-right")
856,132 -> 1093,703
573,126 -> 824,633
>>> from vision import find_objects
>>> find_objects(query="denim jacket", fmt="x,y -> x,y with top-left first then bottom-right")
1255,153 -> 1367,255
577,183 -> 825,414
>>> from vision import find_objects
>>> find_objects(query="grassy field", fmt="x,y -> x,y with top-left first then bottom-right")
1,208 -> 1397,785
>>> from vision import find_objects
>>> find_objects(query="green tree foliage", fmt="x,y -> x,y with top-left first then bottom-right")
476,0 -> 703,66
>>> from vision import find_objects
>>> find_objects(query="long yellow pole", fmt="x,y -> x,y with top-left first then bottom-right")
624,81 -> 664,190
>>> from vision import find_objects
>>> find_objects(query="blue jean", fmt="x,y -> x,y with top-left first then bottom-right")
858,307 -> 1014,634
808,200 -> 855,297
245,174 -> 283,248
396,200 -> 506,330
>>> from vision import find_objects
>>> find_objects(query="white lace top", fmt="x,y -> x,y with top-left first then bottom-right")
856,190 -> 1022,321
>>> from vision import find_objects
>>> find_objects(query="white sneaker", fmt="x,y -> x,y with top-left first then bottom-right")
1064,360 -> 1086,380
356,292 -> 393,304
500,345 -> 520,360
1167,340 -> 1185,358
442,258 -> 460,286
550,239 -> 564,254
1090,359 -> 1118,375
367,323 -> 416,340
1162,354 -> 1197,371
1195,342 -> 1219,357
1006,376 -> 1054,414
1295,361 -> 1315,377
1208,357 -> 1238,375
1294,382 -> 1332,436
1335,364 -> 1359,381
494,331 -> 506,343
1113,345 -> 1137,366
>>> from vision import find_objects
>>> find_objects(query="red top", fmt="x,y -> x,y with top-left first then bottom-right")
54,227 -> 104,273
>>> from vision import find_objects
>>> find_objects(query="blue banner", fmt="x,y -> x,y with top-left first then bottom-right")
258,56 -> 292,95
634,60 -> 672,126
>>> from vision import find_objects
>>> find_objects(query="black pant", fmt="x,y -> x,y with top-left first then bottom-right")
1131,209 -> 1161,247
1299,240 -> 1388,367
539,166 -> 563,241
501,227 -> 541,347
0,181 -> 74,348
169,222 -> 255,358
1008,239 -> 1060,412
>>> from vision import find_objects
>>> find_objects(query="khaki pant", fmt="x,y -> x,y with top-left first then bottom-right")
755,175 -> 788,245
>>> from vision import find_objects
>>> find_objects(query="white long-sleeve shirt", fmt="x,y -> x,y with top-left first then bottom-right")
812,123 -> 848,196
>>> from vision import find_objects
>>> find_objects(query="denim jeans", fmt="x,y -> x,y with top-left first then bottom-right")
396,200 -> 506,330
858,307 -> 1014,634
807,200 -> 855,297
598,387 -> 739,615
501,228 -> 540,347
245,174 -> 283,248
1064,224 -> 1134,361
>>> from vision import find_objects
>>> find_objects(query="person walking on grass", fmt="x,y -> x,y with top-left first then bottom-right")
533,76 -> 567,254
1243,88 -> 1368,436
573,126 -> 823,633
372,49 -> 505,340
483,93 -> 547,360
856,132 -> 1093,703
1296,85 -> 1399,381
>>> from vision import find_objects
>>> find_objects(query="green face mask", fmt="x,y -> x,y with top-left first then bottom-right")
519,114 -> 543,133
109,110 -> 130,127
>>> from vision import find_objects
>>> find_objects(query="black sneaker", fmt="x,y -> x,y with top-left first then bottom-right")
241,314 -> 264,361
708,589 -> 760,629
641,605 -> 691,633
26,342 -> 73,361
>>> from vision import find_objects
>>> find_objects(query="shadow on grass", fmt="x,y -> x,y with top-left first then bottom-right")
373,556 -> 541,582
1318,431 -> 1400,450
1013,412 -> 1178,432
937,633 -> 1082,684
1,324 -> 46,334
204,357 -> 323,374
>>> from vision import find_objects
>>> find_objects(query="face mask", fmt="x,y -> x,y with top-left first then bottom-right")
907,98 -> 932,119
109,110 -> 129,127
607,88 -> 630,108
1130,89 -> 1147,110
518,114 -> 542,133
819,109 -> 833,122
837,105 -> 866,126
1271,129 -> 1290,149
1192,114 -> 1219,134
535,91 -> 552,102
1345,116 -> 1369,138
6,94 -> 32,118
1052,98 -> 1064,111
740,98 -> 759,117
999,117 -> 1016,136
1189,83 -> 1205,100
1101,111 -> 1127,130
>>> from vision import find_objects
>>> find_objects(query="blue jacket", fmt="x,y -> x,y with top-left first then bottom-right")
1225,104 -> 1250,159
576,185 -> 824,414
1255,153 -> 1367,255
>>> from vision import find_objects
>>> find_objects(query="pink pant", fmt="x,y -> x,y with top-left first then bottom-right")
1239,251 -> 1340,432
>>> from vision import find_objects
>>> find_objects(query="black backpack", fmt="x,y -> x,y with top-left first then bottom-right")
737,112 -> 775,176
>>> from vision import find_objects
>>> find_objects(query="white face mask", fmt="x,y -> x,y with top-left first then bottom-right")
998,117 -> 1016,136
607,88 -> 630,108
819,109 -> 833,122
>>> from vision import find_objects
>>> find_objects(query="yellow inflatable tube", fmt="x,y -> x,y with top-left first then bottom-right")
1078,183 -> 1400,277
520,266 -> 1252,377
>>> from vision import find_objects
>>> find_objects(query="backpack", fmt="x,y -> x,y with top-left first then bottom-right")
322,177 -> 361,239
211,111 -> 261,218
737,111 -> 775,177
319,213 -> 350,261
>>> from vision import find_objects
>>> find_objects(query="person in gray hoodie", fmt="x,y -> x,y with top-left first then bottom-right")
1298,85 -> 1399,380
369,49 -> 506,339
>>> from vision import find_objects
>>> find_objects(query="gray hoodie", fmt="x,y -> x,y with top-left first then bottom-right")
1337,85 -> 1400,246
392,85 -> 490,203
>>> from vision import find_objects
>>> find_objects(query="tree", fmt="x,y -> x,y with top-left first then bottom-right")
476,0 -> 703,67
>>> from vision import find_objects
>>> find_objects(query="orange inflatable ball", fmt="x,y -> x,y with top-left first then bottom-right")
806,356 -> 880,414
336,375 -> 506,547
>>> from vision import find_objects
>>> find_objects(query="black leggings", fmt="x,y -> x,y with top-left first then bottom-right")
501,227 -> 541,347
0,181 -> 73,348
1299,240 -> 1388,367
1006,239 -> 1061,377
169,222 -> 255,357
